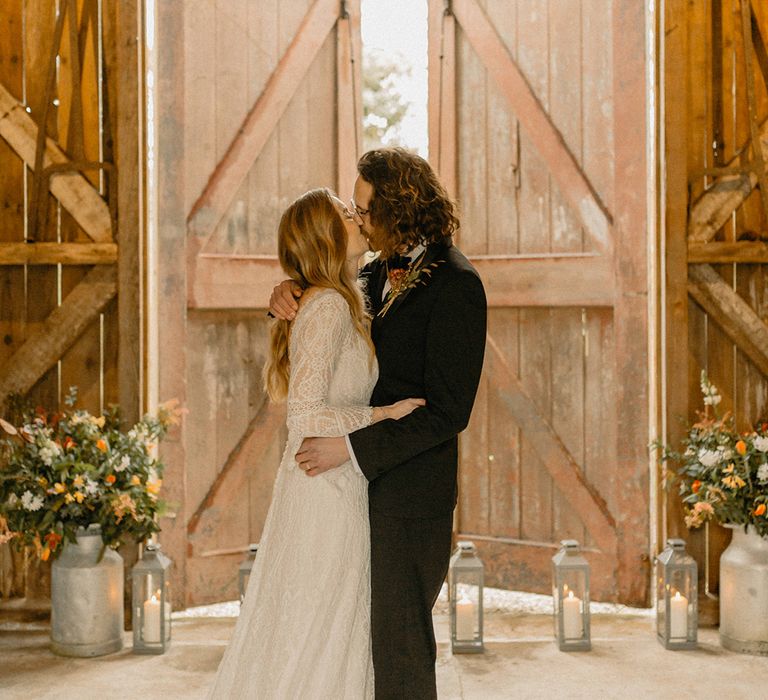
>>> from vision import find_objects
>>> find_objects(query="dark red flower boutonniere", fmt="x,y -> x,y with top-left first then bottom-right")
378,256 -> 442,318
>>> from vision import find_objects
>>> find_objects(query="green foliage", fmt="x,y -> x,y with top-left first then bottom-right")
362,51 -> 411,151
652,372 -> 768,537
0,388 -> 181,560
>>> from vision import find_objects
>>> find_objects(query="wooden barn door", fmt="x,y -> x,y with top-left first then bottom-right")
153,0 -> 363,606
429,0 -> 651,604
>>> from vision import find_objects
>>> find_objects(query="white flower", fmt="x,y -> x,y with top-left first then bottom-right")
84,478 -> 100,496
684,446 -> 695,457
758,463 -> 768,484
703,394 -> 722,406
20,490 -> 44,512
114,455 -> 131,473
37,440 -> 61,466
754,436 -> 768,453
698,449 -> 721,468
6,493 -> 19,507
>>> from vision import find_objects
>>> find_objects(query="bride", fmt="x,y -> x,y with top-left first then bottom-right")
208,188 -> 423,699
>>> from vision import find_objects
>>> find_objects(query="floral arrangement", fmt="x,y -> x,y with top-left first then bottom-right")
655,371 -> 768,538
379,257 -> 442,318
0,388 -> 181,560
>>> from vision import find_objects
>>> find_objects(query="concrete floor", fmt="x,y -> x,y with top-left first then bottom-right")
2,608 -> 767,700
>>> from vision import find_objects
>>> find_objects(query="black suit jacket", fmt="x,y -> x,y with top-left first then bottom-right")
349,238 -> 487,518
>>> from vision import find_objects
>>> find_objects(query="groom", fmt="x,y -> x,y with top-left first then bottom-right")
271,148 -> 486,698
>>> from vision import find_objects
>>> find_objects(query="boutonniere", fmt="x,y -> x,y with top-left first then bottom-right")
378,256 -> 442,318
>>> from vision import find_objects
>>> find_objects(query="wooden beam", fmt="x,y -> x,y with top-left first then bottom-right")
0,265 -> 117,404
688,264 -> 768,378
687,120 -> 768,243
428,0 -> 456,199
336,1 -> 359,200
0,82 -> 112,243
486,335 -> 618,555
451,0 -> 612,252
188,253 -> 616,310
612,0 -> 651,607
187,0 -> 339,238
187,399 -> 286,556
0,242 -> 117,265
115,0 -> 143,427
687,240 -> 768,263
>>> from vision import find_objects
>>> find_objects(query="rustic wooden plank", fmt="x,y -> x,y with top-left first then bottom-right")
548,0 -> 584,254
0,84 -> 112,243
245,0 -> 279,255
187,399 -> 286,552
487,308 -> 521,539
307,13 -> 335,195
0,0 -> 26,602
688,263 -> 768,378
487,335 -> 617,554
517,307 -> 554,543
187,0 -> 339,238
687,240 -> 768,262
459,364 -> 490,535
0,265 -> 116,405
663,0 -> 690,546
550,308 -> 587,543
515,0 -> 550,255
188,253 -> 615,310
154,0 -> 188,609
612,0 -> 651,606
687,126 -> 768,243
485,0 -> 518,255
452,0 -> 612,252
456,0 -> 488,254
116,0 -> 143,425
336,10 -> 357,201
0,242 -> 116,264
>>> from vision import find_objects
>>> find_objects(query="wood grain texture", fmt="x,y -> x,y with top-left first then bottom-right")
0,265 -> 116,404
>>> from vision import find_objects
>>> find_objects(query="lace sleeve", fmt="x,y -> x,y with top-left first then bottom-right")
286,292 -> 373,437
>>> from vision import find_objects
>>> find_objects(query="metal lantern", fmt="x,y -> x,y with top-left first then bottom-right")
448,541 -> 484,654
656,538 -> 697,650
238,543 -> 259,604
132,543 -> 172,654
552,540 -> 591,651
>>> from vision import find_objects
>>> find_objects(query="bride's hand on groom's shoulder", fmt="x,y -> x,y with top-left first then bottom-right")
269,280 -> 303,320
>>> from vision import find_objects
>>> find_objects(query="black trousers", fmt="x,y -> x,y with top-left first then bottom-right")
369,509 -> 454,700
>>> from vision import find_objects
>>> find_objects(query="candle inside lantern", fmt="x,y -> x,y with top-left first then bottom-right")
563,590 -> 583,639
456,595 -> 475,640
143,594 -> 161,643
669,591 -> 688,639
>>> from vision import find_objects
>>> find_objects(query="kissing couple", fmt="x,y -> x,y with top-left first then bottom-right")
209,148 -> 487,699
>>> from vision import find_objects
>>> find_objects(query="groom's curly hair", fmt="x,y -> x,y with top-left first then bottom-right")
357,148 -> 459,258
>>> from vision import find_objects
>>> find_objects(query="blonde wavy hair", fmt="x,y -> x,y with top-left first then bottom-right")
263,188 -> 374,402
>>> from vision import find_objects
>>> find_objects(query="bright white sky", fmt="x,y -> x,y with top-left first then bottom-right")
361,0 -> 429,156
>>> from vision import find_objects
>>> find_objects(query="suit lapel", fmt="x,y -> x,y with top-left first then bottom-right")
375,239 -> 451,324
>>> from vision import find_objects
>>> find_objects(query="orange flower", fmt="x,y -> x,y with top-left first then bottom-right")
736,440 -> 747,456
63,436 -> 76,450
130,475 -> 141,486
691,480 -> 702,494
44,532 -> 62,552
96,439 -> 108,452
755,504 -> 767,517
105,474 -> 116,485
53,482 -> 66,494
40,546 -> 51,562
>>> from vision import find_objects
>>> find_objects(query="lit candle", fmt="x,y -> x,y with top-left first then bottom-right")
563,590 -> 583,639
143,594 -> 161,643
669,591 -> 688,639
456,595 -> 475,640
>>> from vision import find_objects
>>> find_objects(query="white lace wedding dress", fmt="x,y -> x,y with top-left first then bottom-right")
208,289 -> 378,699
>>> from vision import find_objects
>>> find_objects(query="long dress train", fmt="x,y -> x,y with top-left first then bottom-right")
208,289 -> 378,699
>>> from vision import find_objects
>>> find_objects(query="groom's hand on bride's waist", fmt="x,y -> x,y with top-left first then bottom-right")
296,436 -> 350,477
